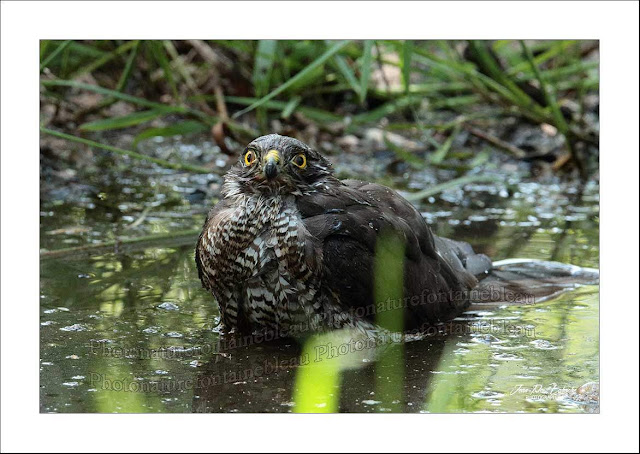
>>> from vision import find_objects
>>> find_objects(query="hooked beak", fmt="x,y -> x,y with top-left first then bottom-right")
263,149 -> 280,180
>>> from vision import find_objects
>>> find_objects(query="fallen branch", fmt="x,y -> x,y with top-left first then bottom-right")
40,229 -> 201,260
464,125 -> 527,159
552,153 -> 572,171
187,40 -> 230,121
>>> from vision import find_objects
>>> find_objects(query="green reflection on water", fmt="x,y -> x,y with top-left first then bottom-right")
424,286 -> 599,413
293,333 -> 341,413
40,174 -> 599,413
373,233 -> 406,413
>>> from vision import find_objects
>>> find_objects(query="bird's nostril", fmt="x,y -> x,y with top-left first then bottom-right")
264,162 -> 278,180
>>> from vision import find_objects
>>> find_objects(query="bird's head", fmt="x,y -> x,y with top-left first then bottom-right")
223,134 -> 334,198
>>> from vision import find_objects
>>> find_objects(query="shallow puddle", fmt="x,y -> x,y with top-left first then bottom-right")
40,138 -> 599,413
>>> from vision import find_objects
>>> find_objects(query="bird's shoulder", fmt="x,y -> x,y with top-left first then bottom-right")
297,178 -> 436,260
200,197 -> 236,231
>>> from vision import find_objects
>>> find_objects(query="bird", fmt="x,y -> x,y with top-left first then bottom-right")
195,134 -> 492,337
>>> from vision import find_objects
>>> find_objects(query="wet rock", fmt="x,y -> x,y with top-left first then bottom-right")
364,128 -> 422,152
574,382 -> 599,402
60,324 -> 88,332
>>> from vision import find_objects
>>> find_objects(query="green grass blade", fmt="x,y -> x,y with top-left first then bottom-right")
253,40 -> 278,130
40,40 -> 51,60
232,40 -> 350,119
40,127 -> 211,174
132,121 -> 208,149
72,40 -> 138,77
407,43 -> 544,121
79,110 -> 166,132
469,148 -> 491,167
431,94 -> 482,110
508,40 -> 578,76
383,134 -> 426,169
430,124 -> 462,164
401,40 -> 413,94
40,40 -> 72,72
520,41 -> 571,139
115,40 -> 140,92
359,40 -> 374,104
253,40 -> 278,96
372,81 -> 469,98
149,41 -> 180,102
516,60 -> 599,83
468,40 -> 534,107
349,95 -> 423,128
332,54 -> 361,98
225,96 -> 343,123
281,96 -> 301,119
67,41 -> 106,59
41,79 -> 187,113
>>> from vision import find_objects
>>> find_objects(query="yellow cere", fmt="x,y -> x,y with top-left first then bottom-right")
265,149 -> 281,163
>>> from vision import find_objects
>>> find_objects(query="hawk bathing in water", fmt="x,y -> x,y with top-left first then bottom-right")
196,134 -> 491,336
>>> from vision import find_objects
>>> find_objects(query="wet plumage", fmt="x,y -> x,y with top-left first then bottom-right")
195,134 -> 491,336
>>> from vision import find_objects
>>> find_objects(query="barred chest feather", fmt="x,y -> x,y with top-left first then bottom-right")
197,194 -> 322,333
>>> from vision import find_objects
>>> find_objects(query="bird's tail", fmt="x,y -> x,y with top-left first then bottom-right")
469,258 -> 599,308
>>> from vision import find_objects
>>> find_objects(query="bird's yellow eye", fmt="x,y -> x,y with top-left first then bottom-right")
292,153 -> 307,169
244,150 -> 257,166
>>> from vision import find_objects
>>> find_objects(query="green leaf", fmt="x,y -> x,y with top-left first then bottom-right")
79,110 -> 165,132
232,40 -> 350,118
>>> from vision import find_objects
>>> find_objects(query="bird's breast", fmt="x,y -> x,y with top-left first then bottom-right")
198,196 -> 315,318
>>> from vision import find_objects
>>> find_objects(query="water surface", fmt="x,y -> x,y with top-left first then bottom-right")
40,137 -> 599,413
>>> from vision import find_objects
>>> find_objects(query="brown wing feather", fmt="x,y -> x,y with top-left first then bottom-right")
299,179 -> 487,329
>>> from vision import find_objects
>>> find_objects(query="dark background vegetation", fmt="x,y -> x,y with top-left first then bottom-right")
40,40 -> 599,179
